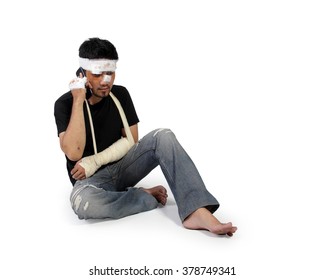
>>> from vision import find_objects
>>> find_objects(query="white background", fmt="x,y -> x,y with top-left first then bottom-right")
1,0 -> 324,279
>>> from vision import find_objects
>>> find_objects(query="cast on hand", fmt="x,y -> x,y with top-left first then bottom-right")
79,137 -> 134,178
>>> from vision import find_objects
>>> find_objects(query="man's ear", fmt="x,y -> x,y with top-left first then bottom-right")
83,71 -> 91,89
86,80 -> 93,89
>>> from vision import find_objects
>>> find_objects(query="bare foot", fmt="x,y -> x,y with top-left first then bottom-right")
140,185 -> 168,205
183,208 -> 237,236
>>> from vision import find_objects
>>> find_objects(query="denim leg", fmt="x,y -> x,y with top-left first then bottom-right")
115,128 -> 220,222
70,167 -> 158,220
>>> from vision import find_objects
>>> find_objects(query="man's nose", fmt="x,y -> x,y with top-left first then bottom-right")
101,74 -> 111,84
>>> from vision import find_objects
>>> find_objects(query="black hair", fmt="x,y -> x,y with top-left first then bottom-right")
79,37 -> 119,60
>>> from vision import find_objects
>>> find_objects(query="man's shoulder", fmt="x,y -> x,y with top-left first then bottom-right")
111,85 -> 132,102
55,91 -> 73,104
111,84 -> 129,96
54,91 -> 73,115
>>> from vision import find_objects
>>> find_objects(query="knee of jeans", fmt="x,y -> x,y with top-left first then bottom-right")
152,128 -> 176,144
71,186 -> 100,219
71,194 -> 88,219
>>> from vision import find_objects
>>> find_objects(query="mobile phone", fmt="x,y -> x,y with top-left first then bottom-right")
76,67 -> 86,78
76,67 -> 92,99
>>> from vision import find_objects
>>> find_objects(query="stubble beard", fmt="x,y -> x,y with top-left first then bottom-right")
91,87 -> 111,99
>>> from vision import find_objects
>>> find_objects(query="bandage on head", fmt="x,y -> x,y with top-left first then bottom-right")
79,57 -> 117,74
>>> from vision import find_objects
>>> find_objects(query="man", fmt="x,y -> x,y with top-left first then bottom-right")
54,37 -> 237,236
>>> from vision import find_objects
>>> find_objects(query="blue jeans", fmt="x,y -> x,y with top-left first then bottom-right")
70,128 -> 219,221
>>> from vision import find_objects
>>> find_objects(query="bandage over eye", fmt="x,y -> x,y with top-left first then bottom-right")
79,57 -> 117,74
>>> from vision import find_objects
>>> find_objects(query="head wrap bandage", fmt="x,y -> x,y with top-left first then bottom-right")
69,58 -> 116,90
79,57 -> 117,74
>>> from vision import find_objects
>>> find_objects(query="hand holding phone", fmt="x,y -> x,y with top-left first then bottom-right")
69,74 -> 87,90
69,69 -> 88,101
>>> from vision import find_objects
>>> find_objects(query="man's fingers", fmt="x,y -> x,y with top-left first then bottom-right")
72,169 -> 83,180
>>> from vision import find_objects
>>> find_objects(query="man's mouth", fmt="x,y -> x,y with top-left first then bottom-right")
99,86 -> 110,91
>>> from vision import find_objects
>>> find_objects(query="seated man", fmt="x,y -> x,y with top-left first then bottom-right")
54,37 -> 237,236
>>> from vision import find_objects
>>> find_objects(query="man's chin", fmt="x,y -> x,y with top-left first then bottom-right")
93,89 -> 110,98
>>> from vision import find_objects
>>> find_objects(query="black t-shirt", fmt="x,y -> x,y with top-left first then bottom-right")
54,85 -> 139,185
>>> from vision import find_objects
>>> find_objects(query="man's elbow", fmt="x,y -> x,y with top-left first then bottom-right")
61,146 -> 83,161
66,152 -> 83,162
59,134 -> 84,161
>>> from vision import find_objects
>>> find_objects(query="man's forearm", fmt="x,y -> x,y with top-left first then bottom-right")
60,98 -> 86,161
80,137 -> 134,178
